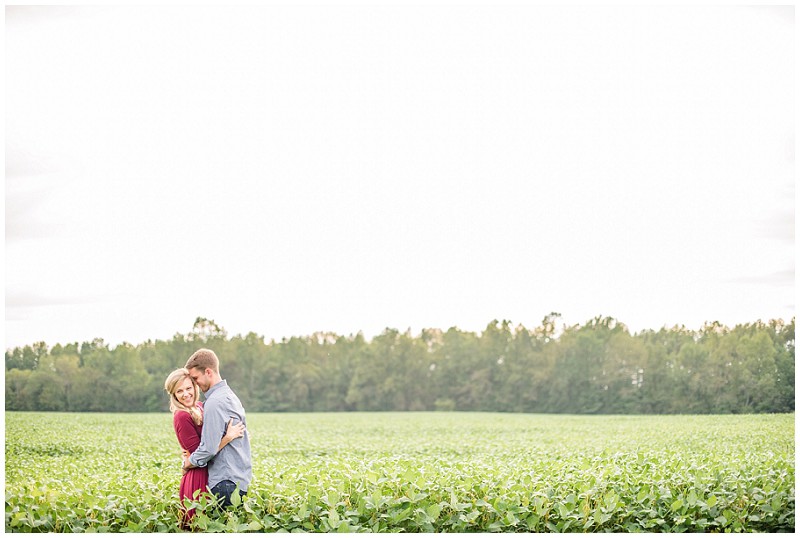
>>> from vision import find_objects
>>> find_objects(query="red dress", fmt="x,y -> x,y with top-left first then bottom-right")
173,402 -> 209,522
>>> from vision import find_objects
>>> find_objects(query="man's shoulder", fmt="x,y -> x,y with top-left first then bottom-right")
203,384 -> 232,408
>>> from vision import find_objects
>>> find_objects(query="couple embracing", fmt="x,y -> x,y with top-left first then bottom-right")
164,348 -> 252,527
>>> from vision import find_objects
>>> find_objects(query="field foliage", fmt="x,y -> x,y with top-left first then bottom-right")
5,412 -> 795,532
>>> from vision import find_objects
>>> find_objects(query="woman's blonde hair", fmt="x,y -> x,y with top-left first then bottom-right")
164,368 -> 203,426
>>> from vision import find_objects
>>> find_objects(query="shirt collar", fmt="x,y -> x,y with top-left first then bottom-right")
204,379 -> 228,398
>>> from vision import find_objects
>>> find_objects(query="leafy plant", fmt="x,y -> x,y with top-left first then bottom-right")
5,412 -> 795,532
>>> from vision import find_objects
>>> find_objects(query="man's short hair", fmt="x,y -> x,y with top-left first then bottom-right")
185,348 -> 220,374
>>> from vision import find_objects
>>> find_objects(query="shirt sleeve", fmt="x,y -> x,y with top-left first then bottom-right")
188,399 -> 225,468
174,412 -> 202,453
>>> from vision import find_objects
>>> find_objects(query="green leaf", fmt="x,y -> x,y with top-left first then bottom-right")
10,512 -> 25,527
487,521 -> 504,531
327,491 -> 340,506
327,509 -> 340,527
526,514 -> 539,529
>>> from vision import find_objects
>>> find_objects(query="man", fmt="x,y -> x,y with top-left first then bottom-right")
182,348 -> 252,508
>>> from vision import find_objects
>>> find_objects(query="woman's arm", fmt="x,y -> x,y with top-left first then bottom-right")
218,418 -> 246,451
174,411 -> 202,453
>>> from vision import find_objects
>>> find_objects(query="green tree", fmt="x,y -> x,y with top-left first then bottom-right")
604,330 -> 647,413
638,327 -> 691,413
772,318 -> 795,412
26,367 -> 65,411
4,341 -> 47,370
5,369 -> 33,410
4,315 -> 794,414
735,331 -> 778,412
53,354 -> 81,411
437,327 -> 480,411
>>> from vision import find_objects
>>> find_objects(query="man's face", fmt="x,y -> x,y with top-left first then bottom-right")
189,367 -> 213,392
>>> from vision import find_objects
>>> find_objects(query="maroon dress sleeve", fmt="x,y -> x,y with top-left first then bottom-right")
173,411 -> 202,453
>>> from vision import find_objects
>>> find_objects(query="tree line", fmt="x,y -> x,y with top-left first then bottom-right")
5,315 -> 794,414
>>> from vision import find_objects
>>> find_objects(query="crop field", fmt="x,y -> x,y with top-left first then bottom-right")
5,412 -> 795,532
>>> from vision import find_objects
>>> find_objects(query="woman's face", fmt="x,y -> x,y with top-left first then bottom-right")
174,376 -> 196,407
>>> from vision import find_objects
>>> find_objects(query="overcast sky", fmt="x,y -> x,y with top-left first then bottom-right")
5,3 -> 795,350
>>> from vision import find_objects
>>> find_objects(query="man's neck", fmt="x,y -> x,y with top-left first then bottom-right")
205,378 -> 224,394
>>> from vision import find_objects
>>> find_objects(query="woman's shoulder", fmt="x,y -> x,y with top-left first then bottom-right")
173,409 -> 195,425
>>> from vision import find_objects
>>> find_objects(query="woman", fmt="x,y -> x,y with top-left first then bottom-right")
164,368 -> 245,526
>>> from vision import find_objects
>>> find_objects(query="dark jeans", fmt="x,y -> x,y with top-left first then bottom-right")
210,480 -> 246,508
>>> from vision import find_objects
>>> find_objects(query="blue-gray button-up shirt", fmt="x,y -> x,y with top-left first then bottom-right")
189,380 -> 252,492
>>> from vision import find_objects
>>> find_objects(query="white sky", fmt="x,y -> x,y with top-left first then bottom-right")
4,3 -> 795,350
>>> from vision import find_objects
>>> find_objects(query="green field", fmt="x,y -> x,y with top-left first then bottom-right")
5,412 -> 795,532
